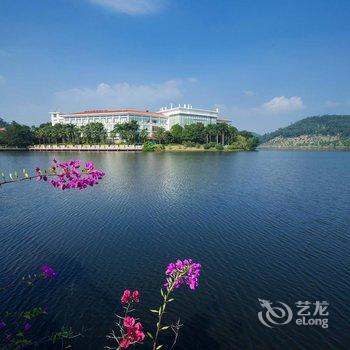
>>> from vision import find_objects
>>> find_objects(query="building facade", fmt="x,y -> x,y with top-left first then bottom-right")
51,104 -> 230,136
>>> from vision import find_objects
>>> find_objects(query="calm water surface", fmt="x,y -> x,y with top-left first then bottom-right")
0,150 -> 349,349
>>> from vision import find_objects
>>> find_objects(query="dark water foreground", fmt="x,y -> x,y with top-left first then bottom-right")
0,150 -> 349,349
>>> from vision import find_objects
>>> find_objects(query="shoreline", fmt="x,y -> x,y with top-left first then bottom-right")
0,145 -> 350,153
258,146 -> 350,151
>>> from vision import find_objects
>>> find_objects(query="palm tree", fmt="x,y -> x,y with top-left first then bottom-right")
216,123 -> 229,145
155,127 -> 166,144
35,127 -> 45,144
129,120 -> 139,144
227,126 -> 238,144
42,125 -> 53,144
205,124 -> 216,143
110,130 -> 117,144
212,124 -> 221,144
139,129 -> 148,144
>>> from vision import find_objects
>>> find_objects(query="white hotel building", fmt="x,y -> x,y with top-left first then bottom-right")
51,104 -> 230,137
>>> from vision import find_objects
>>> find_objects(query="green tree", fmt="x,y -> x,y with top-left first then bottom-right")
216,123 -> 229,145
204,124 -> 216,144
227,125 -> 238,144
35,123 -> 53,144
182,123 -> 205,143
213,124 -> 220,144
110,129 -> 117,143
63,124 -> 76,143
0,122 -> 36,147
113,121 -> 139,144
164,131 -> 173,144
155,127 -> 166,144
139,128 -> 149,144
82,122 -> 107,144
170,124 -> 183,144
128,120 -> 139,144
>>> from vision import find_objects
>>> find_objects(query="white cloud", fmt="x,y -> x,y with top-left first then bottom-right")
243,90 -> 255,96
54,79 -> 185,111
88,0 -> 164,15
262,96 -> 304,113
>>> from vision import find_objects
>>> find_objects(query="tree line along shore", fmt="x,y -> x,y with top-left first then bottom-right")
0,118 -> 259,152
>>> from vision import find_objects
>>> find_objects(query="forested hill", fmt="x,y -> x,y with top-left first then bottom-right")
259,115 -> 350,148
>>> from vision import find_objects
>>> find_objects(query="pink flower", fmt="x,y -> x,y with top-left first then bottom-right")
85,161 -> 94,170
119,338 -> 130,348
0,321 -> 6,331
132,290 -> 140,303
36,159 -> 105,191
134,323 -> 145,341
40,265 -> 57,279
123,316 -> 135,330
122,318 -> 145,345
165,259 -> 201,290
121,290 -> 131,304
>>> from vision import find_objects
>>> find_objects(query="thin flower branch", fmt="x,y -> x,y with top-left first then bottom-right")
169,319 -> 183,350
151,259 -> 201,350
0,159 -> 105,190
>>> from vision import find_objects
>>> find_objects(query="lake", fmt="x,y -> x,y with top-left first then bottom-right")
0,150 -> 349,349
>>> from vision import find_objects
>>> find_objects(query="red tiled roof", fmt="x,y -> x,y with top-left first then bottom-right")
71,109 -> 164,116
0,127 -> 6,132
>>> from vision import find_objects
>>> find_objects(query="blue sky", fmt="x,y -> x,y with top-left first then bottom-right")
0,0 -> 349,133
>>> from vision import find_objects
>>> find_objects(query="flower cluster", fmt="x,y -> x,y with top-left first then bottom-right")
0,321 -> 6,331
165,259 -> 202,290
121,290 -> 140,304
40,265 -> 57,279
36,159 -> 105,190
119,316 -> 145,348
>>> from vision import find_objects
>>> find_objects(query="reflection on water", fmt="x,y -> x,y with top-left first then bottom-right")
0,151 -> 350,349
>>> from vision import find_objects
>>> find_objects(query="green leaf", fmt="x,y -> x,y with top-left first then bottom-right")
150,309 -> 158,313
156,345 -> 163,350
168,298 -> 174,302
146,332 -> 153,339
161,326 -> 169,331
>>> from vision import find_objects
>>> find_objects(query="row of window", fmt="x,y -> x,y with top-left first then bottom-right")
63,115 -> 167,124
58,114 -> 217,131
168,115 -> 216,127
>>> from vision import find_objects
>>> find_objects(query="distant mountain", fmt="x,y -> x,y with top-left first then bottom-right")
250,132 -> 261,138
259,115 -> 350,149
